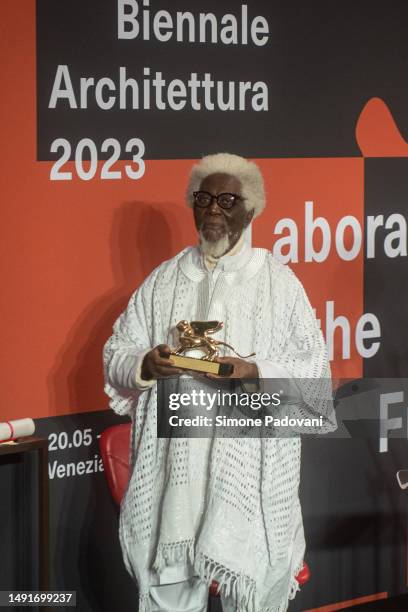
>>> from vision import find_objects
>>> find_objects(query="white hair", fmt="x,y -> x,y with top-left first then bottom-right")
199,234 -> 230,257
186,153 -> 266,219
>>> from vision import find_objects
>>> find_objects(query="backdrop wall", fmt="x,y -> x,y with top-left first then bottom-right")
1,1 -> 408,610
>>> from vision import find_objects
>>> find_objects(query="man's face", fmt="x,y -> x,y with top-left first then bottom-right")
193,173 -> 254,248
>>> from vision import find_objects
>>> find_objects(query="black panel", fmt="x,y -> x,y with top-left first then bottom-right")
1,411 -> 138,612
37,0 -> 408,160
364,158 -> 408,377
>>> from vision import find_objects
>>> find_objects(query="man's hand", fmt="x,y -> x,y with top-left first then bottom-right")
207,357 -> 259,380
141,345 -> 183,380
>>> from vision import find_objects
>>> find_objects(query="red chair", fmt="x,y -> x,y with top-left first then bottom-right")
100,423 -> 132,507
99,423 -> 311,593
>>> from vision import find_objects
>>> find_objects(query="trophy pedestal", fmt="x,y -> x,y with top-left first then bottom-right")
169,354 -> 233,376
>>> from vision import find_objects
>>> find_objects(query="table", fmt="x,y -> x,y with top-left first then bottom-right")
0,437 -> 49,599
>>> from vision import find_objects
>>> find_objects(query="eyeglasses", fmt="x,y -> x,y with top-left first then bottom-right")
193,191 -> 243,210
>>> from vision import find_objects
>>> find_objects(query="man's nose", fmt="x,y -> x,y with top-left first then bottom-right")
208,198 -> 221,213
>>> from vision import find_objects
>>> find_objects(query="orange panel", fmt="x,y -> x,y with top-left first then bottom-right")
254,158 -> 364,379
0,4 -> 364,419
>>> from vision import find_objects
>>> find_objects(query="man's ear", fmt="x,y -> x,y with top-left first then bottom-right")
244,209 -> 255,227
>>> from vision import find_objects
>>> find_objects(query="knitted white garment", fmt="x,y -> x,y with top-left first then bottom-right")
103,243 -> 336,612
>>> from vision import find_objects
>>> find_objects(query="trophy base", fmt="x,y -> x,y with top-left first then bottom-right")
169,354 -> 233,376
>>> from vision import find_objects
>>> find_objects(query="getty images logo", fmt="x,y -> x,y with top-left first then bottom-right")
379,391 -> 406,453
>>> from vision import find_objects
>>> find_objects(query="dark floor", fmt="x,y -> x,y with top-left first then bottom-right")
209,593 -> 408,611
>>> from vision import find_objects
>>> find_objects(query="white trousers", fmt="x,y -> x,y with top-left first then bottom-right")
149,577 -> 237,612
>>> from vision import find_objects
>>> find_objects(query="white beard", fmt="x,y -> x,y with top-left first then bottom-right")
199,232 -> 231,258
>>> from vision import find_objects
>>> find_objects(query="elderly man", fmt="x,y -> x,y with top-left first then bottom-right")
104,153 -> 332,612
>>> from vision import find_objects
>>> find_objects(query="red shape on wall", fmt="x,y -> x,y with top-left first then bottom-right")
356,97 -> 408,157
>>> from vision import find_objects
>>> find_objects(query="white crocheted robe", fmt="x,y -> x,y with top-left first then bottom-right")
103,243 -> 334,612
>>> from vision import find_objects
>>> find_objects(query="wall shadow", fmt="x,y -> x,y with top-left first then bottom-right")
47,200 -> 184,415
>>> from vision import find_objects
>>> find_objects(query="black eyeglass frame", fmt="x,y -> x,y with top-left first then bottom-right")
192,190 -> 244,210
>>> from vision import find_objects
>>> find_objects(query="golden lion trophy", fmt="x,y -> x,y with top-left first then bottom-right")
167,320 -> 255,376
